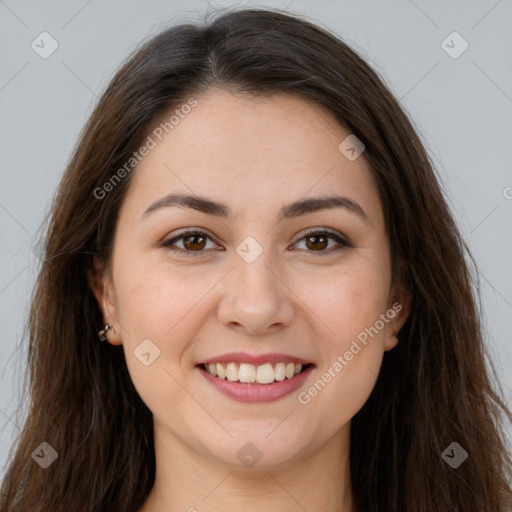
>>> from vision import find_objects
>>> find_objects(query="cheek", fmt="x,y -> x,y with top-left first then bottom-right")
113,263 -> 209,416
294,259 -> 390,344
113,260 -> 222,373
292,259 -> 390,407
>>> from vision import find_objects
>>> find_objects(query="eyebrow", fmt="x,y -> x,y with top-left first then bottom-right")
141,192 -> 370,224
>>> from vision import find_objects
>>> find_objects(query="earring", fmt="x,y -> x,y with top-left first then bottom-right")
98,323 -> 113,342
393,329 -> 400,338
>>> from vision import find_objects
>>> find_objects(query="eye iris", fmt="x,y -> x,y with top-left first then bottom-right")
306,234 -> 328,251
183,234 -> 206,251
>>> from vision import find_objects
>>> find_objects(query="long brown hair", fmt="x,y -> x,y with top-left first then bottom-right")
1,7 -> 511,511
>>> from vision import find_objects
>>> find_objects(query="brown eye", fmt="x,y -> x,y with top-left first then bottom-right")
182,233 -> 207,251
304,233 -> 329,251
162,230 -> 218,256
162,229 -> 349,257
293,230 -> 349,255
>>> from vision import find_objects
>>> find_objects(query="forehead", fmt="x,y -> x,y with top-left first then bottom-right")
121,89 -> 382,224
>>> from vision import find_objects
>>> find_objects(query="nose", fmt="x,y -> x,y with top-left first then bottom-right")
217,249 -> 295,336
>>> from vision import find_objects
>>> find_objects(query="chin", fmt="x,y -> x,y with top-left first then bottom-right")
198,427 -> 314,471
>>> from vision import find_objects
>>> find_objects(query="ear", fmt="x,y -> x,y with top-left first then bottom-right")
384,283 -> 412,352
88,256 -> 123,346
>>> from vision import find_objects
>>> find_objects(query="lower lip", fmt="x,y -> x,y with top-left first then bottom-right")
197,365 -> 315,403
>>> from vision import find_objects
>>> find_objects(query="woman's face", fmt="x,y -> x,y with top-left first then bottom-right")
93,89 -> 410,470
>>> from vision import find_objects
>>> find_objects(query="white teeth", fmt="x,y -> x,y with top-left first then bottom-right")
274,362 -> 286,381
217,363 -> 226,379
285,363 -> 295,379
226,362 -> 238,382
202,362 -> 307,383
238,363 -> 256,383
256,363 -> 275,384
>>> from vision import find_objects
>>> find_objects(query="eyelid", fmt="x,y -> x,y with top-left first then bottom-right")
290,228 -> 351,256
161,229 -> 221,252
293,227 -> 350,246
161,227 -> 351,256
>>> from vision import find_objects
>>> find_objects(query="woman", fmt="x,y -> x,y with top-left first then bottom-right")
1,7 -> 511,512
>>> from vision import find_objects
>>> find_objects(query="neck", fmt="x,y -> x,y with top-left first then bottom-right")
140,419 -> 356,512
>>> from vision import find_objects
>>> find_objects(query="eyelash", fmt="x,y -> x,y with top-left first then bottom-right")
161,229 -> 350,257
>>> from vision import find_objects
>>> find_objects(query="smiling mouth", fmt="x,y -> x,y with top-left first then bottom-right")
197,362 -> 314,385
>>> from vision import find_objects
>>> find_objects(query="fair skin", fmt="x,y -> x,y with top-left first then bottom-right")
90,89 -> 411,512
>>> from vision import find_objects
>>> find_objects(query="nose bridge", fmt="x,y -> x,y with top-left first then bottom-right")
217,234 -> 294,332
233,234 -> 281,300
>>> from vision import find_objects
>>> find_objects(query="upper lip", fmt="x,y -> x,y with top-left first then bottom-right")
198,352 -> 313,366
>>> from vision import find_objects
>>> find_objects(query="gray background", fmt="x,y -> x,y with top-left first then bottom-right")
1,0 -> 511,478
